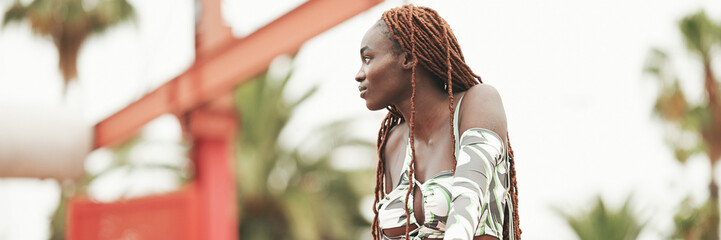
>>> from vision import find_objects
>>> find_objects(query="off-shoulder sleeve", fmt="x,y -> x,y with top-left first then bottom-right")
443,128 -> 504,240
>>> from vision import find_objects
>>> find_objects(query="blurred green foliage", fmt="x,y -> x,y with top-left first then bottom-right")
2,0 -> 135,96
644,10 -> 721,240
234,57 -> 376,239
673,197 -> 720,240
557,196 -> 645,240
3,1 -> 138,238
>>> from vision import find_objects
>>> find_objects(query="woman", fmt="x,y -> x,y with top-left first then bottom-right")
355,5 -> 521,240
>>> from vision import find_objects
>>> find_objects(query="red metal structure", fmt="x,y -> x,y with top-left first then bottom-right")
66,0 -> 383,239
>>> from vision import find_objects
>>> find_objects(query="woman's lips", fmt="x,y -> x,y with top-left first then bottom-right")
359,86 -> 367,98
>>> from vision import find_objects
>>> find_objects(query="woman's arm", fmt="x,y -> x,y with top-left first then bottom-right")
443,128 -> 504,239
444,84 -> 508,240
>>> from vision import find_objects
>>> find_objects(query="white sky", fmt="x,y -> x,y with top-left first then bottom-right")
1,0 -> 721,239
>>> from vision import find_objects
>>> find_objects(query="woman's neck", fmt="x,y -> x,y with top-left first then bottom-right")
395,78 -> 456,142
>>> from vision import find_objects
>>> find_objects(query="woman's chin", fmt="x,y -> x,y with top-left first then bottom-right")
365,102 -> 385,111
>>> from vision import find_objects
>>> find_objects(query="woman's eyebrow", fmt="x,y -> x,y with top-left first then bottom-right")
360,46 -> 371,54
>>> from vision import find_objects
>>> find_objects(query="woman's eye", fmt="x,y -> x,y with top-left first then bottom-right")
363,56 -> 371,63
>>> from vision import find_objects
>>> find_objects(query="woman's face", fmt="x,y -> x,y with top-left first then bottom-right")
355,22 -> 409,111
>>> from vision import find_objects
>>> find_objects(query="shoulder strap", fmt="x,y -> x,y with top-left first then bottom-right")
453,94 -> 465,157
506,194 -> 515,240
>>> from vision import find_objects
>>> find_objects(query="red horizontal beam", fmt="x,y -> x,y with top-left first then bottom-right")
94,0 -> 383,148
67,186 -> 199,240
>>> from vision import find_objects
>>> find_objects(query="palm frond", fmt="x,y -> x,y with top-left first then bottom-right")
89,0 -> 136,33
556,196 -> 645,240
679,11 -> 719,59
2,1 -> 27,27
234,56 -> 375,239
643,48 -> 670,79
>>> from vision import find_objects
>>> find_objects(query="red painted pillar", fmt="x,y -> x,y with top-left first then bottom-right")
188,108 -> 238,240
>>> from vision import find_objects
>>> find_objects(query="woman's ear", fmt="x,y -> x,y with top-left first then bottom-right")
400,52 -> 416,70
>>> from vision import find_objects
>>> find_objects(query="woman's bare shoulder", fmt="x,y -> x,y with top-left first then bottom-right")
383,122 -> 407,162
458,84 -> 508,141
385,122 -> 407,151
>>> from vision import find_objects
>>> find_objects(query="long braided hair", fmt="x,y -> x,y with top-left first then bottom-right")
370,5 -> 521,240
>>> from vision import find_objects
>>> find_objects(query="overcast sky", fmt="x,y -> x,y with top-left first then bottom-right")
2,0 -> 721,239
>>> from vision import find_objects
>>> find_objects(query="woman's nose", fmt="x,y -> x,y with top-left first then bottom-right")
355,69 -> 365,83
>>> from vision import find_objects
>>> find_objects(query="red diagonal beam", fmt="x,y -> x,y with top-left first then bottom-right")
94,0 -> 383,148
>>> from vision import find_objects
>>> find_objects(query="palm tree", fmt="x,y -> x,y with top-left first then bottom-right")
2,1 -> 135,238
644,10 -> 721,239
234,57 -> 376,239
556,196 -> 645,240
2,0 -> 135,96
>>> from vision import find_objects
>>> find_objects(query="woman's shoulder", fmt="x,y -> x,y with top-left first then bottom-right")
463,83 -> 501,103
383,122 -> 408,157
458,84 -> 507,141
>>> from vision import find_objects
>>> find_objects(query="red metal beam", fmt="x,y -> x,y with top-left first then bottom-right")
189,109 -> 238,240
94,0 -> 383,148
66,186 -> 200,240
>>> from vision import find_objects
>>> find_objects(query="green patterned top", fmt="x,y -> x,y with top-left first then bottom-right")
376,95 -> 514,239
